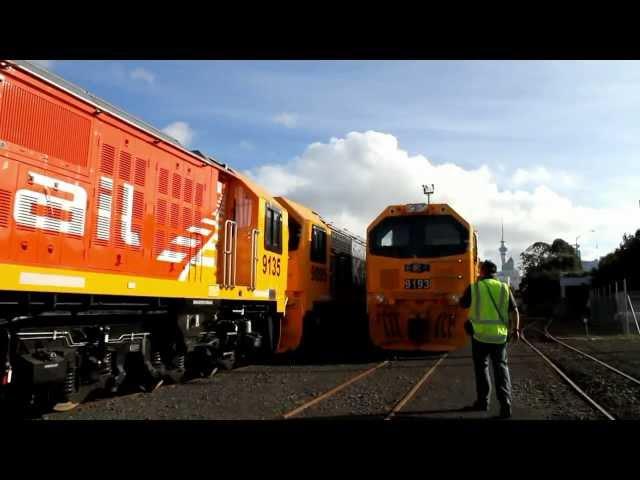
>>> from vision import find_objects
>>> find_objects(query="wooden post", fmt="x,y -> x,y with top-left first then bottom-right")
625,279 -> 629,334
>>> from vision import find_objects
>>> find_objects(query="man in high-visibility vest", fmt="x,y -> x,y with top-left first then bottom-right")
459,260 -> 520,419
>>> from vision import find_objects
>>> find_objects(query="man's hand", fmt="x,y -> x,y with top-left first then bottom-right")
511,329 -> 521,342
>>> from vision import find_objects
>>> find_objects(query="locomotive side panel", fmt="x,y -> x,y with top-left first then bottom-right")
0,62 -> 230,297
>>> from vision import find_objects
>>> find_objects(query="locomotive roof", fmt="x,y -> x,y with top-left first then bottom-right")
6,60 -> 231,174
276,196 -> 365,246
274,196 -> 324,225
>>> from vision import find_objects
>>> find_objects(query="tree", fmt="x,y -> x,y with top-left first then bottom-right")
519,238 -> 582,317
592,229 -> 640,291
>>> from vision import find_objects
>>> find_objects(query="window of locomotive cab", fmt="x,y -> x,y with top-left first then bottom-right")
369,215 -> 468,258
264,205 -> 283,254
289,217 -> 302,251
311,225 -> 327,263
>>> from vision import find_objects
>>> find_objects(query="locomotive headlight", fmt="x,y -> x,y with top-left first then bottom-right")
447,294 -> 460,306
369,293 -> 386,304
405,203 -> 427,213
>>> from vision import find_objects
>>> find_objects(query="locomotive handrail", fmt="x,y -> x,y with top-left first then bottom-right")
250,229 -> 260,290
233,223 -> 238,287
223,220 -> 238,288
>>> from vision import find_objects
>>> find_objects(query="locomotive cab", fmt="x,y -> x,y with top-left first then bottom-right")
367,203 -> 478,352
274,197 -> 330,353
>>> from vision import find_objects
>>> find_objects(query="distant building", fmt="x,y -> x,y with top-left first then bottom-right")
558,260 -> 598,299
581,259 -> 599,272
496,223 -> 521,289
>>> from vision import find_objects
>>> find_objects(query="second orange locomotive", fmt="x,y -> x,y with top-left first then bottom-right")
367,202 -> 479,352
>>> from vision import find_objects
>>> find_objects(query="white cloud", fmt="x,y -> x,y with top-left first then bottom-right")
247,131 -> 637,267
511,166 -> 579,190
31,60 -> 55,70
272,112 -> 298,128
130,67 -> 155,84
162,121 -> 195,147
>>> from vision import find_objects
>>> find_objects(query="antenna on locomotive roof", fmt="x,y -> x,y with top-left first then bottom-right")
422,184 -> 434,207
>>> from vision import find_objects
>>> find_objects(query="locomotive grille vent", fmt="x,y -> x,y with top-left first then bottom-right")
172,173 -> 182,200
170,203 -> 179,229
195,183 -> 204,207
182,207 -> 192,229
133,190 -> 144,220
42,198 -> 64,234
67,206 -> 85,237
184,178 -> 193,204
154,230 -> 166,256
134,158 -> 146,187
158,168 -> 169,195
96,215 -> 110,243
114,188 -> 126,248
119,151 -> 132,181
15,193 -> 38,231
0,189 -> 11,228
100,144 -> 115,175
156,199 -> 167,225
0,82 -> 90,168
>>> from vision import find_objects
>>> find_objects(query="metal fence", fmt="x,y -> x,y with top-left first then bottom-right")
589,280 -> 640,335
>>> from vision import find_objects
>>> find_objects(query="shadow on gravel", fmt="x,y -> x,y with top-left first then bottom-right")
281,413 -> 501,421
395,408 -> 470,415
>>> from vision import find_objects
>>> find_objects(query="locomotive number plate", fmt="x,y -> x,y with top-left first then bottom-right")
404,279 -> 431,289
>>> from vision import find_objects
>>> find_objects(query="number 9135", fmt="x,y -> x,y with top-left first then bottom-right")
262,254 -> 281,276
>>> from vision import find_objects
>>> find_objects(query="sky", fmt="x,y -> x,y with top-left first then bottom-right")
30,60 -> 640,269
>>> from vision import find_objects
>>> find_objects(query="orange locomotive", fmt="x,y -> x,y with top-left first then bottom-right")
277,197 -> 366,355
367,202 -> 479,352
0,60 -> 364,410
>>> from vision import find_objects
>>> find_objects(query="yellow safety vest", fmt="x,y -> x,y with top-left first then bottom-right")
469,278 -> 510,344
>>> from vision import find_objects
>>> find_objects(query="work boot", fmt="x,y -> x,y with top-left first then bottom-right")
496,404 -> 512,419
461,401 -> 489,412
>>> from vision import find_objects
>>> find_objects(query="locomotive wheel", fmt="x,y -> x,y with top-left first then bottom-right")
198,356 -> 220,378
52,371 -> 96,412
162,357 -> 186,384
301,313 -> 322,357
218,351 -> 236,370
139,377 -> 164,393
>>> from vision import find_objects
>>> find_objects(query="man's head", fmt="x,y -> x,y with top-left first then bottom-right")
480,260 -> 498,277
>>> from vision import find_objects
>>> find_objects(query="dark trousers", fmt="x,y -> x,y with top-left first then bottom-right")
471,338 -> 512,408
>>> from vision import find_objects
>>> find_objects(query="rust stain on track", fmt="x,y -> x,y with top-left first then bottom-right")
384,353 -> 447,420
282,361 -> 390,419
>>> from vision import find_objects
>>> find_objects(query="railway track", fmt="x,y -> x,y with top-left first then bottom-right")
282,354 -> 448,420
521,319 -> 640,420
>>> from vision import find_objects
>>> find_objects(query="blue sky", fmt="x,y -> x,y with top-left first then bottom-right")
35,60 -> 640,267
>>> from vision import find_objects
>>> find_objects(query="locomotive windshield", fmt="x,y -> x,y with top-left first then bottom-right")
369,215 -> 469,258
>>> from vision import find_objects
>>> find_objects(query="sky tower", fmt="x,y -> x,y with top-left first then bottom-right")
499,221 -> 507,270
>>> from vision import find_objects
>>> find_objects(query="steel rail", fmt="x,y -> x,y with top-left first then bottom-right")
282,360 -> 389,419
521,330 -> 615,420
543,329 -> 640,387
384,353 -> 447,420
